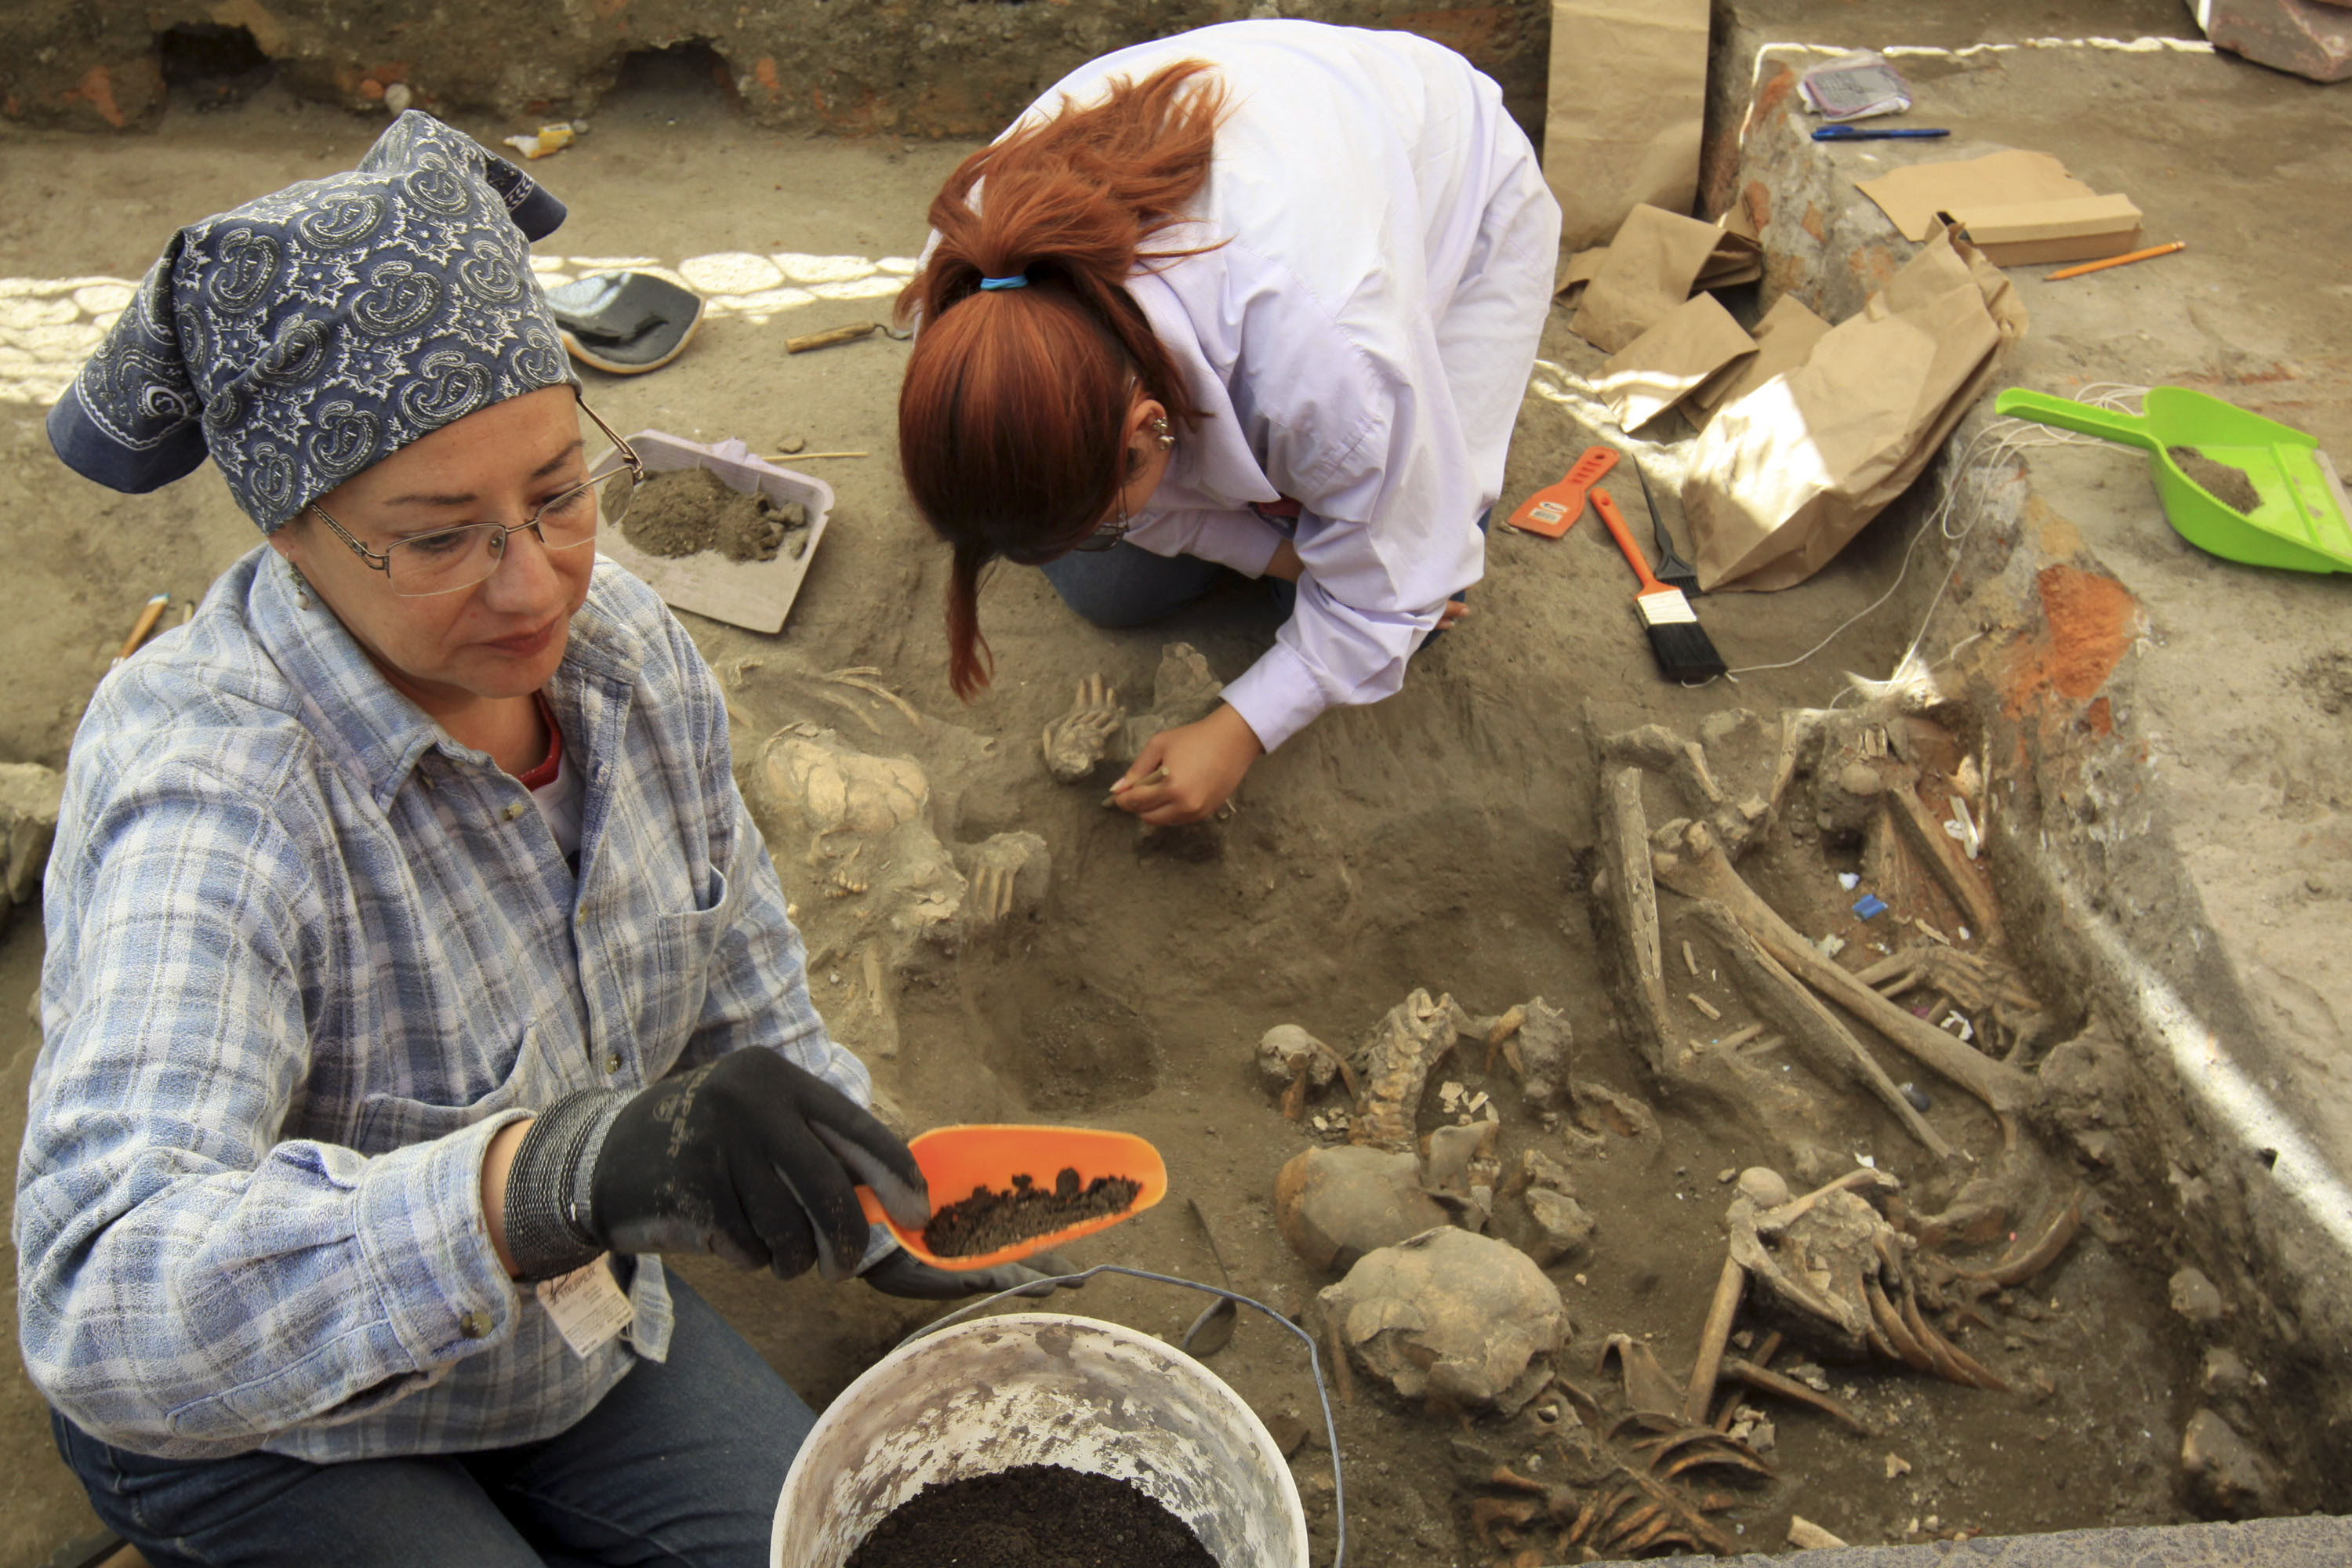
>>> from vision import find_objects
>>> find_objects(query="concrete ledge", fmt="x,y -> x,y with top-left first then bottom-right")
1596,1512 -> 2352,1565
0,1 -> 1550,140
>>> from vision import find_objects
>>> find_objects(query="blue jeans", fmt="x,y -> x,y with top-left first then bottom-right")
1039,509 -> 1490,634
50,1276 -> 813,1568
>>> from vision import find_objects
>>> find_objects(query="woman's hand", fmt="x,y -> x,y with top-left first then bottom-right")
498,1051 -> 931,1283
1265,540 -> 1305,583
1109,704 -> 1264,825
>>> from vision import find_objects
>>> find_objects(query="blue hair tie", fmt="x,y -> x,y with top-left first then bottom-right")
978,273 -> 1029,291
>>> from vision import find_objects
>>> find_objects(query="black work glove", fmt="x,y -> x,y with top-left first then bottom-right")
862,1247 -> 1085,1300
502,1051 -> 931,1283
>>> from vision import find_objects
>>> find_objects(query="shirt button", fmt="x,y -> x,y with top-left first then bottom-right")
459,1310 -> 492,1340
502,800 -> 528,822
604,1053 -> 622,1073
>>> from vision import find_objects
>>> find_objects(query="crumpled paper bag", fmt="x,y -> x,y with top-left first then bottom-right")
1596,292 -> 1758,432
1569,203 -> 1722,353
1685,293 -> 1833,426
1682,226 -> 2028,592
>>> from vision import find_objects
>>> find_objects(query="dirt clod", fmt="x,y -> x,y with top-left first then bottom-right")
920,1167 -> 1140,1257
844,1464 -> 1216,1568
622,466 -> 808,561
2293,650 -> 2352,717
2166,446 -> 2261,514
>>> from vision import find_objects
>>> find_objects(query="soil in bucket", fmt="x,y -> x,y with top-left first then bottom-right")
920,1167 -> 1141,1258
622,467 -> 808,561
844,1464 -> 1218,1568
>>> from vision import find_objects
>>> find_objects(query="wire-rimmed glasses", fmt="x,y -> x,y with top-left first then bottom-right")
307,400 -> 644,597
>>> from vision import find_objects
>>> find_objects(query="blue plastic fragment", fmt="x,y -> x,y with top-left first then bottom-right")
1853,895 -> 1889,920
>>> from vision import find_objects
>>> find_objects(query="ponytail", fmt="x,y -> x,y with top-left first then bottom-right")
897,60 -> 1229,700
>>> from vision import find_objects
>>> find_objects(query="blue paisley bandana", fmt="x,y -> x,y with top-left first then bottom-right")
48,112 -> 576,534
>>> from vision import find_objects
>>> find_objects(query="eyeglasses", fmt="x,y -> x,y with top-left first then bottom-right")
307,399 -> 644,598
1068,483 -> 1133,554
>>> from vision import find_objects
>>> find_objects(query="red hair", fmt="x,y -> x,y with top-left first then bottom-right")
896,60 -> 1229,699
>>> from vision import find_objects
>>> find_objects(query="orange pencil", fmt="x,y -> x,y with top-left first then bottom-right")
2046,241 -> 2185,282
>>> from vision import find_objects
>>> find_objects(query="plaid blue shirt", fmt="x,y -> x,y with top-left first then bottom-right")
16,546 -> 871,1462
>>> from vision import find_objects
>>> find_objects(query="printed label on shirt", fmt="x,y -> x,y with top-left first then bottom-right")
535,1257 -> 634,1359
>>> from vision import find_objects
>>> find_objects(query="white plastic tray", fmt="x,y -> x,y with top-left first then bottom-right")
590,430 -> 834,635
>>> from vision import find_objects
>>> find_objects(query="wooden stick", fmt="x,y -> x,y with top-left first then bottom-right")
1656,823 -> 2031,1120
1682,1257 -> 1745,1424
785,321 -> 877,353
2047,241 -> 2184,281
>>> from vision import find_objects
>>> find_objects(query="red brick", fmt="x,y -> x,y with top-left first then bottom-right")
2204,0 -> 2352,82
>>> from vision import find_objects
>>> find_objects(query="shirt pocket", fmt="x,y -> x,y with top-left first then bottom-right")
351,1016 -> 575,1153
641,847 -> 743,1053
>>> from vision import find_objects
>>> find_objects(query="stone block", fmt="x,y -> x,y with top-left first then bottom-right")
2180,1408 -> 2278,1519
1272,1145 -> 1450,1274
2204,0 -> 2352,82
0,763 -> 64,906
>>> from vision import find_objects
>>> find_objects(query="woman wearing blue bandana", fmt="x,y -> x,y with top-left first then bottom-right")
19,113 -> 1058,1567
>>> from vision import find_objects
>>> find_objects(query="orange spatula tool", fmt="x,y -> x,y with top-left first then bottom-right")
1505,446 -> 1618,538
856,1124 -> 1168,1271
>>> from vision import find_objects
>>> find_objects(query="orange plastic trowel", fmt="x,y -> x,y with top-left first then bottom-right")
1504,446 -> 1619,538
856,1124 -> 1168,1272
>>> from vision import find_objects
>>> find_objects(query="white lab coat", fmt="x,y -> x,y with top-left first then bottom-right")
1015,20 -> 1561,750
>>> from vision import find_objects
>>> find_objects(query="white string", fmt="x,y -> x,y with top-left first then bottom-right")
1703,383 -> 2151,693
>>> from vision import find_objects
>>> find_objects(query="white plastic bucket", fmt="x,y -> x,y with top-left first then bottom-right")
771,1312 -> 1310,1568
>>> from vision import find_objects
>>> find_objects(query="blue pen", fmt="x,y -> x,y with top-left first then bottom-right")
1813,125 -> 1951,141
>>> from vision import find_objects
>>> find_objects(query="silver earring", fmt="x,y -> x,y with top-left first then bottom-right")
1149,415 -> 1174,452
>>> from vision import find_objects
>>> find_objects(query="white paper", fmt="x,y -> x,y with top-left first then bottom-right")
536,1258 -> 635,1358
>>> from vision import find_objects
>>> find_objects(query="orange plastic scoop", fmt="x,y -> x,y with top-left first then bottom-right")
1504,445 -> 1618,538
856,1124 -> 1168,1272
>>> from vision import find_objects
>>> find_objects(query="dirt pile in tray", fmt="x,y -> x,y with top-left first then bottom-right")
921,1167 -> 1140,1257
2166,445 -> 2261,514
622,467 -> 808,561
846,1464 -> 1217,1568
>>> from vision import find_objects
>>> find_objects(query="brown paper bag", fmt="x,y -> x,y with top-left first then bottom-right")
1544,0 -> 1711,252
1684,294 -> 1832,425
1596,294 -> 1758,433
1552,246 -> 1610,308
1682,227 -> 2028,593
1694,205 -> 1766,289
1569,204 -> 1722,353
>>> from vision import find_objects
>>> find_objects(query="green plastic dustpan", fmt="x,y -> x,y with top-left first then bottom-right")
1995,387 -> 2352,574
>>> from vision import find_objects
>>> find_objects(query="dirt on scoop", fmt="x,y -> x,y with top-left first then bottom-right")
622,466 -> 808,562
2167,445 -> 2262,514
920,1167 -> 1141,1258
846,1464 -> 1218,1568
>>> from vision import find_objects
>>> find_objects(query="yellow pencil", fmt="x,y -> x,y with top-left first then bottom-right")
2046,241 -> 2185,282
111,593 -> 169,667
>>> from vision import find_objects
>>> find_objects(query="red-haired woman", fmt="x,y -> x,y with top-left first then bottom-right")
898,20 -> 1559,823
